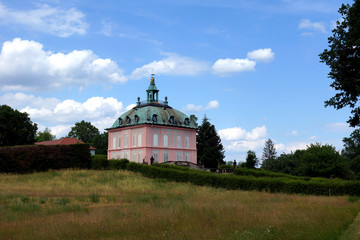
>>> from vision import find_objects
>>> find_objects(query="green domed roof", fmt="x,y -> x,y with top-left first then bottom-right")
108,75 -> 197,130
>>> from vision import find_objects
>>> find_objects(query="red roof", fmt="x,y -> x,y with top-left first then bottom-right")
35,137 -> 96,150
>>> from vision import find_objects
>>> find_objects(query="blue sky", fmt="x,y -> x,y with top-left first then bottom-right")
0,0 -> 355,162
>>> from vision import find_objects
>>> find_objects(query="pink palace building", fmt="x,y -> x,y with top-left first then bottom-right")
107,75 -> 197,164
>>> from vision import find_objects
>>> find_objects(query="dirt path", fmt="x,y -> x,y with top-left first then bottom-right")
339,212 -> 360,240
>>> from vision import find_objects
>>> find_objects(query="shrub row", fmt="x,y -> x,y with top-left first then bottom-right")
234,167 -> 314,180
0,144 -> 91,173
91,155 -> 129,170
125,162 -> 360,196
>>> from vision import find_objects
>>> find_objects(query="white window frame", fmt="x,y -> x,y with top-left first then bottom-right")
176,152 -> 182,161
154,152 -> 158,163
163,135 -> 168,147
132,134 -> 137,147
124,135 -> 129,148
177,135 -> 181,148
185,136 -> 189,149
138,134 -> 142,147
153,134 -> 158,147
185,153 -> 190,162
118,137 -> 121,149
113,137 -> 116,150
163,152 -> 168,162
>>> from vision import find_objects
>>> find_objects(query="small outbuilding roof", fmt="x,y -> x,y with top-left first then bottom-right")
35,137 -> 96,150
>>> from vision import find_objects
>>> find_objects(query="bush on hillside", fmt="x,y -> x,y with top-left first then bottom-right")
0,144 -> 91,173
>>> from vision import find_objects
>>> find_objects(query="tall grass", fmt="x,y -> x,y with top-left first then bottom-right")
0,170 -> 359,240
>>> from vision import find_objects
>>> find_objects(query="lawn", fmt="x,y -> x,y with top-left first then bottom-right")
0,169 -> 359,240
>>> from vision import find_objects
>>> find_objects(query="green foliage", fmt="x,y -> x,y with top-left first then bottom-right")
342,129 -> 360,178
0,105 -> 38,146
36,127 -> 56,142
91,132 -> 108,155
245,150 -> 258,169
261,139 -> 277,166
0,144 -> 91,173
91,155 -> 129,170
298,143 -> 347,179
219,164 -> 234,169
319,0 -> 360,127
261,150 -> 304,175
124,162 -> 360,196
189,114 -> 198,127
67,120 -> 99,143
197,116 -> 225,168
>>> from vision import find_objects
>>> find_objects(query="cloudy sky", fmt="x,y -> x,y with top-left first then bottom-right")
0,0 -> 354,162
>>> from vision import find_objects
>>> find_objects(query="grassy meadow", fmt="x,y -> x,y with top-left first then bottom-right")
0,169 -> 360,240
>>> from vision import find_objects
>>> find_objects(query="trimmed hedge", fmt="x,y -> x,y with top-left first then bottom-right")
0,144 -> 91,173
91,155 -> 129,170
125,162 -> 360,196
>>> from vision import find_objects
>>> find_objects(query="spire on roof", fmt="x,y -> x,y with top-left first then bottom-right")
146,74 -> 159,103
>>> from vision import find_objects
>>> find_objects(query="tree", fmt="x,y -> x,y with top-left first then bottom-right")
0,105 -> 38,146
319,0 -> 360,127
36,127 -> 56,142
244,150 -> 258,169
91,132 -> 108,155
342,129 -> 360,178
197,116 -> 225,168
267,150 -> 304,175
261,138 -> 277,167
298,143 -> 348,179
67,120 -> 100,143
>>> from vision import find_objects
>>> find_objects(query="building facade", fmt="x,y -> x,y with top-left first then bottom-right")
107,76 -> 197,164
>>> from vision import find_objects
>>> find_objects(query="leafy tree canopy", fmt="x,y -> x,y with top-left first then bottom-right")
244,150 -> 258,169
197,116 -> 225,168
67,120 -> 100,143
36,127 -> 56,142
298,143 -> 347,179
0,105 -> 38,146
319,0 -> 360,127
342,129 -> 360,178
92,132 -> 108,155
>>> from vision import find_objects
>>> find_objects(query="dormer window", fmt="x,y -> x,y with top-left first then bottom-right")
118,118 -> 123,125
184,118 -> 190,125
169,116 -> 175,124
134,115 -> 139,123
152,114 -> 158,123
126,116 -> 131,124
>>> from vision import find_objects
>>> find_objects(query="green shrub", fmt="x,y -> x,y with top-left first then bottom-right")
91,155 -> 108,170
0,144 -> 91,173
124,162 -> 360,196
108,159 -> 129,170
219,164 -> 234,169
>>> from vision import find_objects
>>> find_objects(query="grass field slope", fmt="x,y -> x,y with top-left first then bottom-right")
1,170 -> 360,240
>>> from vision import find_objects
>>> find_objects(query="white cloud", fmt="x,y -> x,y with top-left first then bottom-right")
0,2 -> 88,37
0,38 -> 127,91
298,19 -> 326,33
130,53 -> 209,80
212,58 -> 256,75
275,142 -> 310,153
182,100 -> 219,112
219,126 -> 267,141
218,125 -> 267,154
225,139 -> 266,152
325,122 -> 352,133
247,48 -> 274,62
0,92 -> 59,109
1,92 -> 131,137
